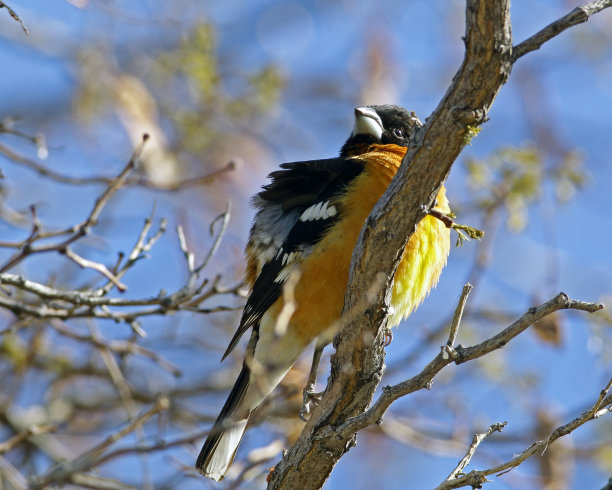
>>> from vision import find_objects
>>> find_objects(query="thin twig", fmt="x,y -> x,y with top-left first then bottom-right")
512,0 -> 612,62
0,424 -> 56,454
0,141 -> 235,190
446,283 -> 473,349
50,320 -> 181,376
62,247 -> 128,292
326,292 -> 603,438
0,1 -> 29,34
0,134 -> 149,274
0,206 -> 239,327
434,377 -> 612,490
29,397 -> 169,490
444,422 -> 507,481
196,201 -> 231,274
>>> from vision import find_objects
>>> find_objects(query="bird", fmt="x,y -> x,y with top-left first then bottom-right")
196,104 -> 451,480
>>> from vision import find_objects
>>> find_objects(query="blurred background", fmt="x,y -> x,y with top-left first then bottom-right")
0,0 -> 611,488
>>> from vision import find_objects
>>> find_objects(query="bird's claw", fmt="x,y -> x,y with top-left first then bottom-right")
300,383 -> 324,422
384,327 -> 393,347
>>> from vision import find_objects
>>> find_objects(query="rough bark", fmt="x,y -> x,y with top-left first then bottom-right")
268,1 -> 612,488
268,2 -> 512,488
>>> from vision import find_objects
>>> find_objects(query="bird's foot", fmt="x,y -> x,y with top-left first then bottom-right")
300,383 -> 325,422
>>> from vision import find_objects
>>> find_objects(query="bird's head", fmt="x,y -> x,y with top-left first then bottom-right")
340,104 -> 422,157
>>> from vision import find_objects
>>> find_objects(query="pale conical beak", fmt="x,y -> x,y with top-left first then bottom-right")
352,106 -> 383,139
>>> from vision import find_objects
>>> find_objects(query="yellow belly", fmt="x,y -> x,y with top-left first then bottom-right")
286,145 -> 451,344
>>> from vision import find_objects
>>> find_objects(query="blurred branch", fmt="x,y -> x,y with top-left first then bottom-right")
29,397 -> 169,490
0,1 -> 29,35
435,377 -> 612,490
0,134 -> 149,274
0,137 -> 236,191
0,424 -> 56,455
0,455 -> 27,490
0,137 -> 243,332
512,0 -> 612,62
49,318 -> 181,375
0,226 -> 243,330
93,431 -> 207,467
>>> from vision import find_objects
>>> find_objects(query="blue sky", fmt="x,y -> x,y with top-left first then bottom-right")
0,1 -> 611,489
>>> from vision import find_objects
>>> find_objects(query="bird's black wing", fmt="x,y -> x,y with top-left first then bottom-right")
221,157 -> 365,360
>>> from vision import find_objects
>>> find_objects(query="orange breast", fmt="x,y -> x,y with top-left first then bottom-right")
262,143 -> 450,347
288,145 -> 446,343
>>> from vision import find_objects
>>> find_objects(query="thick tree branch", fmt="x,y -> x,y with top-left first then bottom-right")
268,1 -> 612,487
268,2 -> 513,487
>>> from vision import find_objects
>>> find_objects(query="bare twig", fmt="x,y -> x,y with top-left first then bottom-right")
0,1 -> 29,34
446,283 -> 473,349
95,212 -> 167,296
0,273 -> 241,327
434,377 -> 612,490
0,199 -> 240,329
444,422 -> 507,481
62,247 -> 128,292
29,397 -> 169,490
0,140 -> 236,191
453,294 -> 603,364
0,424 -> 56,454
318,293 -> 603,439
0,134 -> 149,274
197,202 -> 231,274
512,0 -> 612,62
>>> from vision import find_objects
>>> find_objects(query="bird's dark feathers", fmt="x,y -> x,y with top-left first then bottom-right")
340,104 -> 422,157
260,157 -> 365,210
221,157 -> 365,360
196,363 -> 251,471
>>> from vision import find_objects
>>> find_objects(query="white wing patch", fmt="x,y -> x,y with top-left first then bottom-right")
281,251 -> 301,266
299,201 -> 337,222
272,248 -> 303,283
274,264 -> 298,283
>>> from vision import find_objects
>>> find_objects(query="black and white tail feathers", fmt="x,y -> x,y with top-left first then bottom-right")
196,365 -> 251,481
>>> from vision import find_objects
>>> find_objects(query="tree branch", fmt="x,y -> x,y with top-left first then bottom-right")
444,422 -> 508,482
0,134 -> 149,274
29,397 -> 169,490
0,139 -> 236,191
269,2 -> 513,487
316,293 -> 603,439
268,0 -> 612,486
0,1 -> 29,35
434,377 -> 612,490
0,180 -> 242,331
512,0 -> 612,62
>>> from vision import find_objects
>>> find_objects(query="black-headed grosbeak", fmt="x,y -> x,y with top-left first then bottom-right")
196,105 -> 451,480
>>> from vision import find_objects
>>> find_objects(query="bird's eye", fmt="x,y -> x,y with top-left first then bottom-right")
392,127 -> 404,138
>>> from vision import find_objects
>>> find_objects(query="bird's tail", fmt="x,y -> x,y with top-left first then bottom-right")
196,365 -> 252,481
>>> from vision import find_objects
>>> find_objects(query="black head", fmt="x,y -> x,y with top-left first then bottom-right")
340,104 -> 422,157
